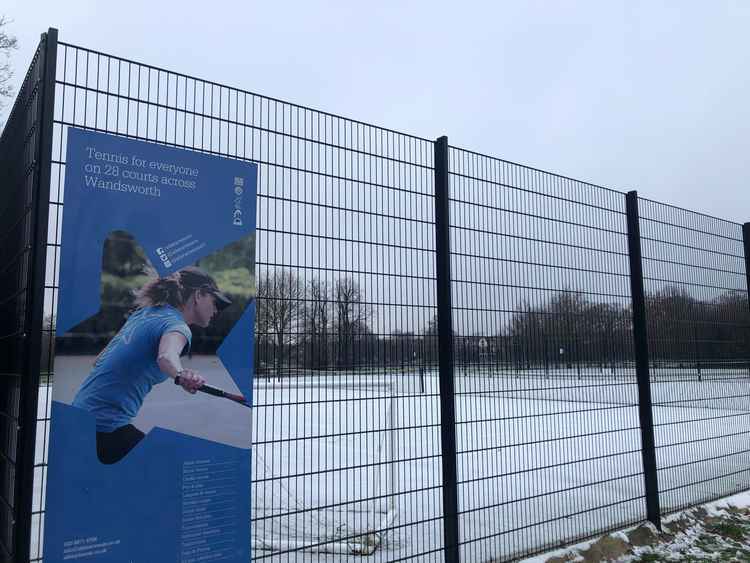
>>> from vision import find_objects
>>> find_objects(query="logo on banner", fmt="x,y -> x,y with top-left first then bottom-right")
156,247 -> 172,268
233,176 -> 244,226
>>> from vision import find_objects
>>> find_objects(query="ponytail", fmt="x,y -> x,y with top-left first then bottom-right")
132,266 -> 219,310
133,269 -> 194,309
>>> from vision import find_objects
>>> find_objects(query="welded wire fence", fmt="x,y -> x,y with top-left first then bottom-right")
0,31 -> 55,563
1,29 -> 748,563
36,37 -> 443,563
447,147 -> 645,562
638,200 -> 750,514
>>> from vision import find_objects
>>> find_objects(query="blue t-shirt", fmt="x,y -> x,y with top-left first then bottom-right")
72,305 -> 192,432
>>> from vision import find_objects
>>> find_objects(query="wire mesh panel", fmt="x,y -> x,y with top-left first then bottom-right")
32,40 -> 445,562
447,147 -> 646,561
6,27 -> 749,563
638,199 -> 750,514
0,31 -> 55,563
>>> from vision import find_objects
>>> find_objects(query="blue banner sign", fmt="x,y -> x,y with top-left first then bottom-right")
44,128 -> 256,563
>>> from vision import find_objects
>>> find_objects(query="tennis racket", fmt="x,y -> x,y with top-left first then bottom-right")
174,376 -> 250,408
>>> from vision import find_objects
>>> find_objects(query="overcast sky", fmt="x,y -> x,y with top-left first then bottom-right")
3,0 -> 749,223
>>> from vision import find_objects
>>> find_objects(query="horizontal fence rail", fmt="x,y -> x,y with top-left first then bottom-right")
0,28 -> 747,563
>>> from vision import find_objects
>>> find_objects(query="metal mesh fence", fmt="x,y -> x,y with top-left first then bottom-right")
638,199 -> 750,514
32,40 -> 444,562
0,28 -> 748,563
447,147 -> 645,561
0,31 -> 55,563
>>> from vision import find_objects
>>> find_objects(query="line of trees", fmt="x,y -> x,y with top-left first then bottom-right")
255,278 -> 750,376
501,292 -> 633,370
644,286 -> 749,366
256,271 -> 386,376
48,251 -> 750,376
451,287 -> 749,371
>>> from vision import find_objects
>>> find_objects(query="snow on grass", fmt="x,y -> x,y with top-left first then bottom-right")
520,490 -> 750,563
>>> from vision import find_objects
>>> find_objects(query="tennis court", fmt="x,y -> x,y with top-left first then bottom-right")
30,363 -> 750,561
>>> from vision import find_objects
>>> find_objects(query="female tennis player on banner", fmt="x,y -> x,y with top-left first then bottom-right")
72,266 -> 232,464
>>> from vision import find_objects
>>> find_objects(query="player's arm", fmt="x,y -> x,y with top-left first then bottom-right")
157,332 -> 205,393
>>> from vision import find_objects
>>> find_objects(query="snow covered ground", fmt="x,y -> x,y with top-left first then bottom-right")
520,490 -> 750,562
29,363 -> 750,562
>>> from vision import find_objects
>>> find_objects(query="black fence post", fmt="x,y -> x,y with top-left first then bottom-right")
625,190 -> 661,530
434,136 -> 460,562
743,223 -> 750,377
15,28 -> 58,563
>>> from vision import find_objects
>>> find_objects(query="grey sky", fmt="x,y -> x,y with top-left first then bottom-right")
3,0 -> 749,223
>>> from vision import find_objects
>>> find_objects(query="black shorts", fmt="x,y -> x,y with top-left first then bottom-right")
96,424 -> 145,464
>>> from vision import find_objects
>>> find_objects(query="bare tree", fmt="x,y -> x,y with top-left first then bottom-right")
389,330 -> 418,367
421,314 -> 440,364
334,277 -> 372,368
304,277 -> 331,369
256,269 -> 305,378
509,292 -> 631,370
0,17 -> 18,123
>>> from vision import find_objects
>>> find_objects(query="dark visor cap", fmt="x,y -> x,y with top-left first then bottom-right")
207,288 -> 232,310
179,266 -> 232,310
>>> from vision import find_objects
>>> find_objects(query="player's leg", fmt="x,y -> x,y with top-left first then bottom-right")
96,424 -> 146,464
